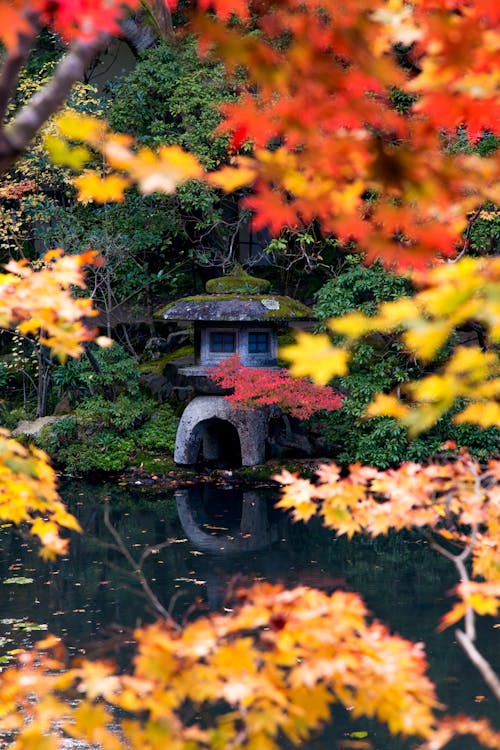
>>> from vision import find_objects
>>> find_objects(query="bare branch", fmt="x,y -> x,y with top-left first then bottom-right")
455,628 -> 500,703
431,525 -> 478,642
449,207 -> 482,264
0,33 -> 109,175
103,504 -> 180,627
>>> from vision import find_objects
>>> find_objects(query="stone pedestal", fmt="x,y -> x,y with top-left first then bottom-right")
174,395 -> 268,467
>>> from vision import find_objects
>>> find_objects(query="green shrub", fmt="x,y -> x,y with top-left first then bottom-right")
52,343 -> 142,403
75,394 -> 153,432
60,433 -> 135,475
136,404 -> 179,453
36,417 -> 78,456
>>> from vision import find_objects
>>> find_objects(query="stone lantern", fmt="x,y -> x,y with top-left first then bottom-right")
157,266 -> 314,467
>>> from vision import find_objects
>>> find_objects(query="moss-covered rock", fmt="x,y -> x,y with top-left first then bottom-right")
139,345 -> 195,373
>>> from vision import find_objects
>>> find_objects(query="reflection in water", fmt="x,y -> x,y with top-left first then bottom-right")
175,486 -> 279,554
0,481 -> 498,749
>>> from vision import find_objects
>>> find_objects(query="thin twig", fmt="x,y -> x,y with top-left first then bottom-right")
448,207 -> 482,263
455,629 -> 500,702
103,504 -> 179,627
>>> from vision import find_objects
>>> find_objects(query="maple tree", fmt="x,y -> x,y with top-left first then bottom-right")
208,354 -> 343,419
276,450 -> 500,700
0,248 -> 104,552
0,0 -> 499,748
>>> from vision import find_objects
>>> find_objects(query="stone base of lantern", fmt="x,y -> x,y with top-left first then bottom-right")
174,395 -> 268,467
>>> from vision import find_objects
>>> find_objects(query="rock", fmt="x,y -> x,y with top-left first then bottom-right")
138,372 -> 173,402
267,414 -> 313,457
54,395 -> 71,414
141,337 -> 169,362
12,416 -> 63,437
169,385 -> 195,403
162,362 -> 185,385
166,329 -> 191,352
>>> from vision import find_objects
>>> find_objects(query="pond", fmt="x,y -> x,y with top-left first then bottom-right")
0,480 -> 498,749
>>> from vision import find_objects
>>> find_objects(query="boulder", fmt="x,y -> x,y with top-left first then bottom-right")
166,329 -> 191,352
141,337 -> 169,362
12,416 -> 63,437
169,385 -> 195,403
138,372 -> 173,402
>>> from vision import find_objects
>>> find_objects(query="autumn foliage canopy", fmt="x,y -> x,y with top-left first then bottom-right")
0,0 -> 499,748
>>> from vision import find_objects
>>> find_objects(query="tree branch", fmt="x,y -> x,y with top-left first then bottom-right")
455,628 -> 500,703
0,33 -> 110,175
0,20 -> 37,125
103,504 -> 179,627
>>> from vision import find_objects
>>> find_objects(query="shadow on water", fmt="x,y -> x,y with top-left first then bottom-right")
0,480 -> 498,749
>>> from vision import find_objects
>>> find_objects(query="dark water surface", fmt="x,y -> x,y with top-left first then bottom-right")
0,480 -> 498,749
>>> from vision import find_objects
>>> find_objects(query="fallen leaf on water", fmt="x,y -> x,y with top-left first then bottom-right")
3,577 -> 34,585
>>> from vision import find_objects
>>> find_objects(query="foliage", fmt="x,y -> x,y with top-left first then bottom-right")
77,394 -> 150,431
0,583 -> 444,749
314,257 -> 413,320
53,342 -> 142,401
136,403 -> 179,453
275,450 -> 500,701
0,430 -> 80,558
307,257 -> 498,467
283,256 -> 500,435
36,400 -> 178,475
0,73 -> 103,261
60,432 -> 136,474
0,249 -> 103,362
48,109 -> 203,203
208,354 -> 343,419
200,0 -> 499,269
0,1 -> 499,749
108,37 -> 234,169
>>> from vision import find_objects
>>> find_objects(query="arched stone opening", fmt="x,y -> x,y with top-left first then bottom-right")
174,396 -> 268,466
193,417 -> 242,468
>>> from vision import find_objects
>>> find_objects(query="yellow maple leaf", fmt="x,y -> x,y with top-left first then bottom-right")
328,311 -> 378,338
56,111 -> 107,144
280,331 -> 350,384
44,135 -> 91,170
366,393 -> 410,419
74,172 -> 130,203
208,164 -> 257,192
134,145 -> 203,194
455,401 -> 500,428
403,321 -> 453,360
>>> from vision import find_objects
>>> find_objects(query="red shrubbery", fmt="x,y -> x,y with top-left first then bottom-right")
208,355 -> 343,419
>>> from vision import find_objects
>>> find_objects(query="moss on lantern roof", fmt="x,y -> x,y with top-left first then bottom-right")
205,264 -> 272,294
156,294 -> 314,322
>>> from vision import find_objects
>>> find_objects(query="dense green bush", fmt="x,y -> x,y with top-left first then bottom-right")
35,344 -> 182,475
52,343 -> 142,403
136,404 -> 179,453
75,395 -> 152,432
35,401 -> 179,476
60,434 -> 136,475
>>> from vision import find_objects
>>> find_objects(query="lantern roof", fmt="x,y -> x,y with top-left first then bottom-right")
156,265 -> 314,323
